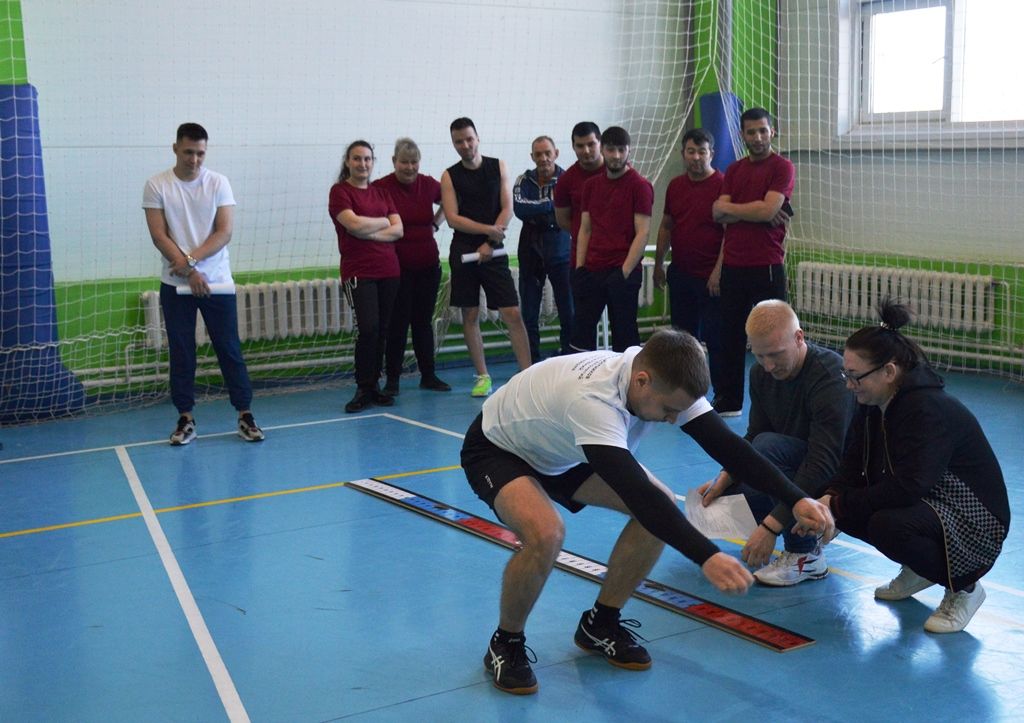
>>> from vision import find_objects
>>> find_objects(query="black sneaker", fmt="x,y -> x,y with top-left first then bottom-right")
419,375 -> 451,392
237,412 -> 265,442
345,390 -> 372,413
573,610 -> 651,670
170,415 -> 196,446
483,634 -> 538,695
711,397 -> 742,418
382,378 -> 400,396
371,390 -> 394,407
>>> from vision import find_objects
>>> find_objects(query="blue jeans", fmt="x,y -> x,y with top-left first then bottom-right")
735,432 -> 817,553
159,283 -> 253,413
666,264 -> 723,396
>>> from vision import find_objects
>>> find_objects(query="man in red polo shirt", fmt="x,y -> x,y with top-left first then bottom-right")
712,108 -> 795,416
570,126 -> 654,352
554,121 -> 604,277
654,127 -> 726,404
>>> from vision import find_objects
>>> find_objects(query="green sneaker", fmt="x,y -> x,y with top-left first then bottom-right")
471,374 -> 492,397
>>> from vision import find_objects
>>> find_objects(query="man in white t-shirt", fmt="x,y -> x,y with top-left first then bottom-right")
461,329 -> 834,695
143,122 -> 264,446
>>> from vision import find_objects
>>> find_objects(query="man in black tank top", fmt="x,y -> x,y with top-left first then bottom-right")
440,118 -> 532,396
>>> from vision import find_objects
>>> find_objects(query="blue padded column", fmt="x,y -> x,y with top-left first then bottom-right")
699,91 -> 744,173
1,84 -> 84,421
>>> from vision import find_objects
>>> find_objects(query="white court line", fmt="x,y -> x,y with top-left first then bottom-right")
116,446 -> 250,723
11,417 -> 1021,601
381,412 -> 466,439
0,413 -> 390,465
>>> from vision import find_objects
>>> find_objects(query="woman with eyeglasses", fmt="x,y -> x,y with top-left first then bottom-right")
819,299 -> 1008,633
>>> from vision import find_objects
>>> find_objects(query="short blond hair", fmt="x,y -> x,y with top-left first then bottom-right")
745,299 -> 800,338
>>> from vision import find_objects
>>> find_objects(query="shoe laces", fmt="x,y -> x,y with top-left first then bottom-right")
239,412 -> 257,429
934,589 -> 964,619
590,616 -> 648,647
768,550 -> 800,568
615,618 -> 648,645
496,637 -> 537,669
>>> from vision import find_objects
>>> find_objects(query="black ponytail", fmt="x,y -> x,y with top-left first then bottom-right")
845,298 -> 927,370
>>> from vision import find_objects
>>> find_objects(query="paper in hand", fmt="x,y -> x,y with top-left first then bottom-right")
175,282 -> 236,295
460,248 -> 509,263
684,488 -> 758,540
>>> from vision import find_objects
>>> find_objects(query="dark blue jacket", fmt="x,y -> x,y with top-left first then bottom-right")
513,166 -> 570,270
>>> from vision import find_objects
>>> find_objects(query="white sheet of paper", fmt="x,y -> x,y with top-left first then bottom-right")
460,248 -> 509,263
684,488 -> 758,540
175,282 -> 236,295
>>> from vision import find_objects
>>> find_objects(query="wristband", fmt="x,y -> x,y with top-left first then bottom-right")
760,521 -> 782,535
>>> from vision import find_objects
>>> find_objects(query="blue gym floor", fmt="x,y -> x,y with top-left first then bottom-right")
1,358 -> 1022,722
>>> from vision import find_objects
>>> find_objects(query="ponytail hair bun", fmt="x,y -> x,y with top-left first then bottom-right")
845,297 -> 926,370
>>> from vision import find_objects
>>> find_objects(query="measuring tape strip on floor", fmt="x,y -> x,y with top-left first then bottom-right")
347,478 -> 814,652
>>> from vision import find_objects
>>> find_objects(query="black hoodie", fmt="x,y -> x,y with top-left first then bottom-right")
824,363 -> 1009,589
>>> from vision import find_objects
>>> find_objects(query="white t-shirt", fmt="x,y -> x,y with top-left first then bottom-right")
482,348 -> 712,476
142,167 -> 236,286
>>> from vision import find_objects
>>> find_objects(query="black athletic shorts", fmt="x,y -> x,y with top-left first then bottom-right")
449,247 -> 520,309
460,413 -> 593,516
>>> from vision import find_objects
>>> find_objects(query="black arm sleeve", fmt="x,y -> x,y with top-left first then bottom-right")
582,444 -> 720,566
681,411 -> 805,508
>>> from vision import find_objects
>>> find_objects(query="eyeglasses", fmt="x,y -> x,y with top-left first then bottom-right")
840,364 -> 885,384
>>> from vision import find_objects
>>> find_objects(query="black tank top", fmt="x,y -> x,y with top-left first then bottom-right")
447,156 -> 502,250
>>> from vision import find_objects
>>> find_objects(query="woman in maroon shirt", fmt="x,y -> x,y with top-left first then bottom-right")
373,138 -> 450,395
328,140 -> 403,413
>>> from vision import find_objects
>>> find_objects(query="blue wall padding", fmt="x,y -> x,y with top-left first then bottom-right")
699,91 -> 744,173
1,84 -> 85,421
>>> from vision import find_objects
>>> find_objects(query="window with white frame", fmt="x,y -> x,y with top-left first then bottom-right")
857,0 -> 1024,127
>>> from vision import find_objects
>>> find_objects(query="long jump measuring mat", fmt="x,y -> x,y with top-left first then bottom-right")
347,478 -> 814,652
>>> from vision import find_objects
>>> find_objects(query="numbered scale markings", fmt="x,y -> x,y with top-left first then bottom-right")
348,478 -> 814,652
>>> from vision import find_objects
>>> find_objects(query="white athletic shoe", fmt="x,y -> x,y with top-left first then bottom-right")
753,547 -> 829,587
874,567 -> 934,601
924,583 -> 986,633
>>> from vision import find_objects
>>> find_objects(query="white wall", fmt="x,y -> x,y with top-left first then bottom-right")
24,0 -> 634,282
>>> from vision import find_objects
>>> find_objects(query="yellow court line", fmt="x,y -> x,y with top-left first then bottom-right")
0,464 -> 461,540
0,512 -> 144,539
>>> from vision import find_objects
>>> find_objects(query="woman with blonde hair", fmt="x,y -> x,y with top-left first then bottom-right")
373,138 -> 450,394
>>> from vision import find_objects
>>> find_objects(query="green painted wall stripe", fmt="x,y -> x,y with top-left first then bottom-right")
732,0 -> 777,115
0,1 -> 28,84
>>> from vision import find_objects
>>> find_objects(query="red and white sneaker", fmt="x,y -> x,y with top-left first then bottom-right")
753,546 -> 829,587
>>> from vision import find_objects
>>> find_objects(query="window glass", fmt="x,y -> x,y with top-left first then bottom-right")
957,0 -> 1024,121
869,6 -> 946,114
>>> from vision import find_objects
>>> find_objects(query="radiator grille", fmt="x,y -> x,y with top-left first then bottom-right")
141,261 -> 661,350
140,280 -> 354,351
794,262 -> 996,333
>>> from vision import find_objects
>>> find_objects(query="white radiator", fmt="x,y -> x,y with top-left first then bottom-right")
141,279 -> 354,351
142,260 -> 661,350
794,262 -> 996,333
454,258 -> 658,323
